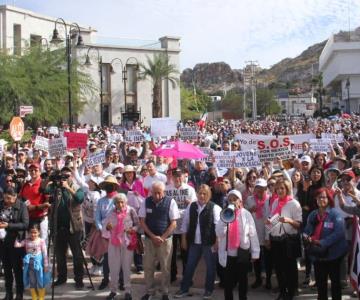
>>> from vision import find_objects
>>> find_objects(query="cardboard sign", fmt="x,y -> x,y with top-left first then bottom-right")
49,138 -> 67,158
63,132 -> 88,149
150,118 -> 177,137
310,138 -> 331,153
87,150 -> 106,167
125,130 -> 145,143
179,127 -> 198,141
34,136 -> 49,151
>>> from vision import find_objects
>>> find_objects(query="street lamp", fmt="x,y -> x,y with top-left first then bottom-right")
84,47 -> 103,126
50,18 -> 84,127
346,78 -> 350,113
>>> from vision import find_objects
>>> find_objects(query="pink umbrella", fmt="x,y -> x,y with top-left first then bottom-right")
152,141 -> 207,159
342,113 -> 351,119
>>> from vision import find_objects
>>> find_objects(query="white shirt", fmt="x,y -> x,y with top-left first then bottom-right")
334,190 -> 359,219
181,201 -> 222,244
165,183 -> 197,234
245,195 -> 268,245
143,172 -> 167,191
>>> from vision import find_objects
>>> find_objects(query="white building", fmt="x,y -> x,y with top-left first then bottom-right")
0,5 -> 181,126
277,92 -> 317,116
319,29 -> 360,113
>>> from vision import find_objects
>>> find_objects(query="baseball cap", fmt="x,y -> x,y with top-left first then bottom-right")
28,163 -> 40,170
339,170 -> 355,180
300,155 -> 312,164
255,178 -> 268,188
227,190 -> 242,201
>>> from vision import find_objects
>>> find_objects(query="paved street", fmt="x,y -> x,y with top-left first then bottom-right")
0,258 -> 355,299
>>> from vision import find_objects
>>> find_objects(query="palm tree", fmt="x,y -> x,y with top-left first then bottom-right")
312,73 -> 326,116
139,53 -> 179,118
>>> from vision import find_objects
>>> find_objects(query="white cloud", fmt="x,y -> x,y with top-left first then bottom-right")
3,0 -> 360,69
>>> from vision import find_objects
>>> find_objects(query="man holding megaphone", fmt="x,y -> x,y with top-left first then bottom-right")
216,190 -> 260,300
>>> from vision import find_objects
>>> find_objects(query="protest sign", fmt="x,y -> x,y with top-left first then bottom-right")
213,150 -> 261,168
125,130 -> 145,143
87,150 -> 106,167
310,138 -> 331,153
76,128 -> 88,134
179,127 -> 198,141
108,133 -> 123,143
63,132 -> 88,149
48,126 -> 59,135
49,138 -> 66,157
150,118 -> 177,137
199,147 -> 213,163
321,133 -> 344,144
34,136 -> 49,151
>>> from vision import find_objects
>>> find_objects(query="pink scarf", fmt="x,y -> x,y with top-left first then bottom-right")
311,212 -> 328,241
254,193 -> 267,219
269,193 -> 278,208
228,209 -> 241,250
110,208 -> 127,246
271,195 -> 291,216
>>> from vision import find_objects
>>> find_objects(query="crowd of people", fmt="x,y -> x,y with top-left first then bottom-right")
0,114 -> 360,300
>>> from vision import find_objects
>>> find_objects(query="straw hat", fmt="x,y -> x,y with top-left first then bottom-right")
123,165 -> 135,173
99,175 -> 119,189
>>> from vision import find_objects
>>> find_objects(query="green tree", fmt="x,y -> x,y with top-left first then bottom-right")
220,90 -> 244,117
139,53 -> 179,118
180,85 -> 212,120
256,88 -> 282,115
0,46 -> 95,127
312,73 -> 326,115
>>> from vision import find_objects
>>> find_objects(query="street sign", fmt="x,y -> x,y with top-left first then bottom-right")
9,117 -> 24,142
19,106 -> 33,117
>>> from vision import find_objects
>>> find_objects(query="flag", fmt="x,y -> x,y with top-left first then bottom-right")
197,112 -> 208,129
350,217 -> 360,292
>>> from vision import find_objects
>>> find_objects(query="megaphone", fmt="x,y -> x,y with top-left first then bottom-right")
220,204 -> 236,223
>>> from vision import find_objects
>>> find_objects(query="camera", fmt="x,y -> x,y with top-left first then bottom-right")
0,208 -> 13,223
49,171 -> 70,185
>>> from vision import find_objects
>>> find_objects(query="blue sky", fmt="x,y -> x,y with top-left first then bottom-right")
2,0 -> 360,70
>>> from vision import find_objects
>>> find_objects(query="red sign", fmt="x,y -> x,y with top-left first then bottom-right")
63,132 -> 88,149
9,117 -> 24,142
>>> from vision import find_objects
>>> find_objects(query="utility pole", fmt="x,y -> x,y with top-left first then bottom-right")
245,61 -> 259,120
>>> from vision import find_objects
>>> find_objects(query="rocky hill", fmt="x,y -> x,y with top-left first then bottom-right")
181,40 -> 327,94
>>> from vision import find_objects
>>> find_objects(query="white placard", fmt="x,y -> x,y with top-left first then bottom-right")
49,137 -> 66,157
199,147 -> 213,163
34,136 -> 49,151
179,127 -> 198,141
76,128 -> 88,134
19,105 -> 33,117
87,150 -> 106,167
48,126 -> 59,135
213,150 -> 261,168
310,138 -> 332,153
321,133 -> 344,144
125,130 -> 145,143
150,118 -> 177,137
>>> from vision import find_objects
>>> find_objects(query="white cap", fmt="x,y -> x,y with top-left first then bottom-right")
227,190 -> 242,201
300,155 -> 312,164
255,178 -> 268,188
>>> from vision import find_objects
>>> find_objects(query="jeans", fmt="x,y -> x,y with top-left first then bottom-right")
180,244 -> 216,293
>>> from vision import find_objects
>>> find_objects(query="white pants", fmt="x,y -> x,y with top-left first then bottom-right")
108,243 -> 133,293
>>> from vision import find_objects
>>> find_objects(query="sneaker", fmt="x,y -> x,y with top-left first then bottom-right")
124,293 -> 132,300
106,292 -> 117,300
140,294 -> 152,300
351,290 -> 358,298
95,266 -> 103,276
162,295 -> 169,300
174,290 -> 189,298
98,279 -> 109,290
53,278 -> 67,287
203,291 -> 212,299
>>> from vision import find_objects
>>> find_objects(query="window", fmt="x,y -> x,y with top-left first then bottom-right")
30,34 -> 42,47
13,24 -> 21,55
126,65 -> 137,93
101,63 -> 111,95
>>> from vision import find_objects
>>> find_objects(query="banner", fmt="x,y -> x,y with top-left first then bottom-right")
87,150 -> 106,167
350,218 -> 360,293
63,132 -> 88,149
179,127 -> 198,141
321,133 -> 344,144
235,133 -> 315,156
310,138 -> 331,153
49,138 -> 66,158
125,130 -> 145,143
150,118 -> 177,137
213,150 -> 261,168
199,147 -> 214,163
34,136 -> 49,151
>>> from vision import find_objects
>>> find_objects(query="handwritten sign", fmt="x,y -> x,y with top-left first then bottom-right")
321,133 -> 344,144
179,127 -> 198,141
213,150 -> 261,168
125,130 -> 145,143
34,136 -> 49,151
48,126 -> 59,135
49,138 -> 66,158
310,138 -> 331,153
87,150 -> 106,167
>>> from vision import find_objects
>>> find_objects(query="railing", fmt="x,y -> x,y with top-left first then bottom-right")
93,36 -> 161,49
